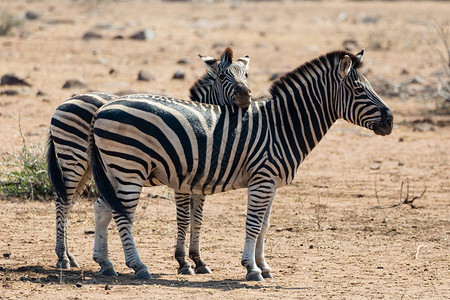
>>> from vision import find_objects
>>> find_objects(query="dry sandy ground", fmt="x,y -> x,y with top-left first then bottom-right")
0,0 -> 449,299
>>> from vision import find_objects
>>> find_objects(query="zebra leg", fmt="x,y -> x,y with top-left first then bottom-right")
108,181 -> 151,280
174,192 -> 194,275
241,180 -> 276,281
189,194 -> 211,274
93,198 -> 117,276
55,199 -> 79,269
255,194 -> 275,279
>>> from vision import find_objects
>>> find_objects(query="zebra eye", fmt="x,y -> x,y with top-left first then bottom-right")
219,74 -> 227,81
355,87 -> 365,94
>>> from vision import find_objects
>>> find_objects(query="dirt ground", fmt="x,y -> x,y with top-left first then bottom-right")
0,0 -> 449,299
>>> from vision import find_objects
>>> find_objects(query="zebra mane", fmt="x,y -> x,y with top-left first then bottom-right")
188,71 -> 216,101
269,50 -> 363,98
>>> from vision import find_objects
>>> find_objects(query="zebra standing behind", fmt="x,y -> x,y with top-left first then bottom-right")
88,49 -> 393,280
47,48 -> 251,275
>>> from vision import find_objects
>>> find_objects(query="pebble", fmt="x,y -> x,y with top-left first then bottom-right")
138,70 -> 155,81
177,58 -> 191,65
1,74 -> 32,87
129,29 -> 155,41
269,73 -> 282,81
82,31 -> 102,40
172,70 -> 185,80
25,10 -> 40,20
343,39 -> 359,51
0,90 -> 19,96
62,79 -> 87,89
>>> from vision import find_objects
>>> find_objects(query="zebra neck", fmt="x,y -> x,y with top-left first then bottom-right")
268,70 -> 339,176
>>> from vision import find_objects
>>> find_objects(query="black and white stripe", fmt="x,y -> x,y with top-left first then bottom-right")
47,48 -> 250,274
89,49 -> 393,280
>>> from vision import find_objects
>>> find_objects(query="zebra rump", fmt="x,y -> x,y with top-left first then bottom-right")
89,132 -> 130,221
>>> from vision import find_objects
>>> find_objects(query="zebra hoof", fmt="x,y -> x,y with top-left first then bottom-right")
178,266 -> 195,275
56,260 -> 70,270
99,267 -> 118,277
261,270 -> 273,279
135,269 -> 152,279
195,265 -> 212,274
246,271 -> 264,281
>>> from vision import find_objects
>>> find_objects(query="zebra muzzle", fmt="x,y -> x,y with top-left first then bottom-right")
373,107 -> 393,136
234,83 -> 252,108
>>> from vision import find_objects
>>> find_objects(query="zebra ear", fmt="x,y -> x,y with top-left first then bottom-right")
237,54 -> 250,71
197,53 -> 219,72
356,49 -> 364,64
339,55 -> 352,78
220,47 -> 234,67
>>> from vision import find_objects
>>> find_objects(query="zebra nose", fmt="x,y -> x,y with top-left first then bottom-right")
234,83 -> 252,108
373,107 -> 394,136
381,107 -> 393,127
235,83 -> 251,96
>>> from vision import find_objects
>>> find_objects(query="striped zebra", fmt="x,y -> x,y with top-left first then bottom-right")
88,49 -> 393,281
47,48 -> 251,274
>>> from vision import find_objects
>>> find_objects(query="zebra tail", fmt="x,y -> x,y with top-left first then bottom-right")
88,124 -> 130,222
46,134 -> 68,204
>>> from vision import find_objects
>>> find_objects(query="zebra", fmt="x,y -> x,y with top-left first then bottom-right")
46,47 -> 251,274
88,49 -> 393,281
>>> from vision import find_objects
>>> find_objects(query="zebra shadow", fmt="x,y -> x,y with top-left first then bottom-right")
0,265 -> 311,291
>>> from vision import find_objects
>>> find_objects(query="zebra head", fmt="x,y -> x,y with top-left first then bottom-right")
192,47 -> 252,108
336,49 -> 393,136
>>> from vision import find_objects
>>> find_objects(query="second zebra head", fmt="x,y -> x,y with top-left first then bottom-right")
191,47 -> 252,108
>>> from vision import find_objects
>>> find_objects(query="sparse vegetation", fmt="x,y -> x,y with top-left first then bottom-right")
298,194 -> 328,230
0,141 -> 53,200
0,11 -> 22,36
431,21 -> 450,114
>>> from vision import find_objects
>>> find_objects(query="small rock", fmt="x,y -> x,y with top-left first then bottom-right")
398,161 -> 404,166
309,245 -> 314,249
1,74 -> 32,87
84,230 -> 95,235
75,282 -> 82,288
360,14 -> 379,24
343,39 -> 359,51
25,10 -> 40,20
62,79 -> 87,89
413,121 -> 434,132
3,253 -> 11,258
398,137 -> 404,142
0,90 -> 19,96
109,68 -> 118,77
112,35 -> 124,40
82,31 -> 102,40
105,284 -> 112,290
129,29 -> 155,41
172,70 -> 185,80
36,90 -> 46,96
369,164 -> 380,170
176,58 -> 191,65
138,70 -> 155,81
269,73 -> 282,81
